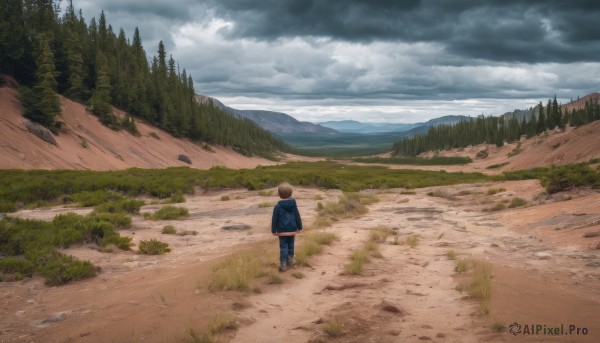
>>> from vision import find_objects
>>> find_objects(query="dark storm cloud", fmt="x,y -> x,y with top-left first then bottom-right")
206,0 -> 600,63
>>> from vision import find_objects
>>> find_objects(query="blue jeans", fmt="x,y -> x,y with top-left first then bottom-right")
279,236 -> 295,263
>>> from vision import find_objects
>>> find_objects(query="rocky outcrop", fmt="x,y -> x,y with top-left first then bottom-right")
24,119 -> 56,145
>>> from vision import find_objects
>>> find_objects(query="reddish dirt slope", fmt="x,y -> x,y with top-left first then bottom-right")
422,121 -> 600,172
0,86 -> 277,170
562,92 -> 600,113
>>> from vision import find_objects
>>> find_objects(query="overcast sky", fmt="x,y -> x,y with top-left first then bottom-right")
73,0 -> 600,123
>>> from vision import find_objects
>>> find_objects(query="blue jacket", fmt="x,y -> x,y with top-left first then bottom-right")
271,198 -> 302,235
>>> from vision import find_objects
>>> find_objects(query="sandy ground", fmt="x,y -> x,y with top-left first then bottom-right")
2,181 -> 599,343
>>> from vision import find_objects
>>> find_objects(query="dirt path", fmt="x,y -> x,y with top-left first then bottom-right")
2,184 -> 599,342
230,185 -> 600,343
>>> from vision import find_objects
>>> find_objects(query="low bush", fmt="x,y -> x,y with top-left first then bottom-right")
74,190 -> 124,207
138,239 -> 171,255
162,225 -> 177,234
163,192 -> 185,204
35,250 -> 97,286
95,199 -> 145,214
149,206 -> 189,220
508,197 -> 527,208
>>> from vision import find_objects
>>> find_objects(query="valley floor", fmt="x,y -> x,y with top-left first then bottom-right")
2,181 -> 600,343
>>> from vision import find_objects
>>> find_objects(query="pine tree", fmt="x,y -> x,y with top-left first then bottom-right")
89,52 -> 114,126
25,35 -> 61,129
536,102 -> 546,134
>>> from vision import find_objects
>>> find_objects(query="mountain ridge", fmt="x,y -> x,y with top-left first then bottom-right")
318,115 -> 470,133
195,95 -> 337,134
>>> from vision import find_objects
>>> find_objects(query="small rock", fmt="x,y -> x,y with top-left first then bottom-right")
534,252 -> 552,260
389,330 -> 401,336
381,300 -> 403,314
419,336 -> 432,340
436,333 -> 446,338
421,324 -> 434,329
177,154 -> 192,164
40,312 -> 67,324
222,224 -> 251,231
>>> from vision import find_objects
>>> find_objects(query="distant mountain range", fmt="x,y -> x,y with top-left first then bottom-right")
195,95 -> 336,134
317,115 -> 470,133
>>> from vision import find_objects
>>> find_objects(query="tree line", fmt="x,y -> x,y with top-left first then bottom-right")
392,96 -> 600,156
0,0 -> 289,157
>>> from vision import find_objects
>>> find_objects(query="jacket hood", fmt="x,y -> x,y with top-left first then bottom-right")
278,198 -> 297,210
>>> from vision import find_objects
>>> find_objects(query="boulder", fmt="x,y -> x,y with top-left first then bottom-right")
24,119 -> 56,145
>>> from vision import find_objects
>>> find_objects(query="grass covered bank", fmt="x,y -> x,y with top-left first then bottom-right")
0,162 -> 490,212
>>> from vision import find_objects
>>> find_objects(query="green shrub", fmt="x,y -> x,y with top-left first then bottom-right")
163,191 -> 185,204
99,235 -> 132,250
74,190 -> 124,207
150,206 -> 189,220
162,225 -> 177,234
138,239 -> 171,255
0,200 -> 17,213
220,195 -> 230,201
94,199 -> 145,214
508,197 -> 527,208
0,257 -> 35,277
91,212 -> 132,230
35,251 -> 97,286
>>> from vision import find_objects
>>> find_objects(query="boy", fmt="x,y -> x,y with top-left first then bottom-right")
271,183 -> 303,272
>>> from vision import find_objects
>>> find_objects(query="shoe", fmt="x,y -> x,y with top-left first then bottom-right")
278,261 -> 287,272
286,256 -> 296,267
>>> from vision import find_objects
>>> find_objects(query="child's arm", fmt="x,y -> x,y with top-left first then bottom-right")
294,205 -> 302,231
271,205 -> 279,235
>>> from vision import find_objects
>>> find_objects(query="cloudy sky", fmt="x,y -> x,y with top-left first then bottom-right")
74,0 -> 600,123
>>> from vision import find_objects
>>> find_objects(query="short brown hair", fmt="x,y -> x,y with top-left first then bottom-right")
278,183 -> 293,199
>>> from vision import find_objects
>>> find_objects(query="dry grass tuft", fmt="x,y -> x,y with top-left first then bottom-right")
486,187 -> 506,195
323,319 -> 344,337
208,250 -> 266,292
314,192 -> 377,228
207,313 -> 238,334
406,235 -> 420,247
